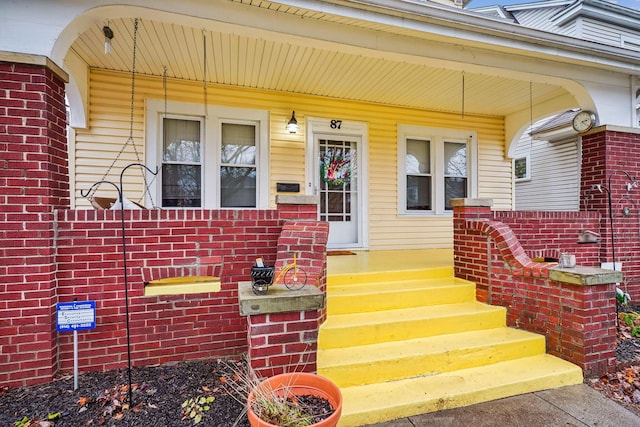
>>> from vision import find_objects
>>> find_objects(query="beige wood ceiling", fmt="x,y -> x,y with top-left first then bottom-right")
69,14 -> 568,118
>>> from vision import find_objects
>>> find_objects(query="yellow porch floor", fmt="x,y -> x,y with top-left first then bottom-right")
327,248 -> 453,275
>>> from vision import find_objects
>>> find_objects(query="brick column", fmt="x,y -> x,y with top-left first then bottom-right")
239,283 -> 324,377
0,55 -> 70,386
580,127 -> 640,299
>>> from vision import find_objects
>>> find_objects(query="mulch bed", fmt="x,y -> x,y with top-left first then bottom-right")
5,314 -> 640,426
0,359 -> 250,427
587,310 -> 640,416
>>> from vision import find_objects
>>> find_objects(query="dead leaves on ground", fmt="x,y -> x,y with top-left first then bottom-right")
77,383 -> 143,425
591,366 -> 640,408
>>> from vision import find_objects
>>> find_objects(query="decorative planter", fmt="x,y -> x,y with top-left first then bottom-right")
247,372 -> 342,427
251,266 -> 275,295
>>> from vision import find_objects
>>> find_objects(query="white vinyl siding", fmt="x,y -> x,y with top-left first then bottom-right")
514,135 -> 580,211
582,18 -> 640,47
509,7 -> 570,32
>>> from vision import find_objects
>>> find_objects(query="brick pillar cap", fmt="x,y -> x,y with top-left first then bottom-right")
276,194 -> 319,205
0,51 -> 68,82
451,198 -> 493,208
238,282 -> 324,315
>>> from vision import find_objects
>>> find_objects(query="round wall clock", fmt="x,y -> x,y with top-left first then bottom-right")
572,110 -> 596,133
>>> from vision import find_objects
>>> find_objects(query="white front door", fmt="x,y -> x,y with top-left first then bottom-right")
307,118 -> 368,249
317,135 -> 359,246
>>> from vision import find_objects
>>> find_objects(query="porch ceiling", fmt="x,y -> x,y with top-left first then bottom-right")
68,9 -> 571,119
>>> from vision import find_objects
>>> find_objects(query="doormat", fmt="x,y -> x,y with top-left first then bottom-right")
327,250 -> 356,256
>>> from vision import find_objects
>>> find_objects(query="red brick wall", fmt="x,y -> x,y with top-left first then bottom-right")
494,211 -> 601,267
454,203 -> 617,376
2,202 -> 321,387
275,221 -> 329,323
0,62 -> 69,386
245,220 -> 329,376
247,310 -> 320,377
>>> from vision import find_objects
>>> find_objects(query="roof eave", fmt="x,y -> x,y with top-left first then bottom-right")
273,0 -> 640,72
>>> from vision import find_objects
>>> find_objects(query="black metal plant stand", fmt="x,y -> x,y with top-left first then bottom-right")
81,163 -> 158,405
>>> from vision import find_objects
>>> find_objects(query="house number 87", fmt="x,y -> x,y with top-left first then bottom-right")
330,120 -> 342,129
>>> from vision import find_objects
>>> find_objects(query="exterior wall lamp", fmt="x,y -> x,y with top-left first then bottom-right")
103,24 -> 114,54
286,111 -> 299,133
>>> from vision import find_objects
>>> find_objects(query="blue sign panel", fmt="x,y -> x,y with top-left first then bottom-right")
56,301 -> 96,332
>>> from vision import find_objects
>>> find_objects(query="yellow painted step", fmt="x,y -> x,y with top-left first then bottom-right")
318,327 -> 546,387
327,277 -> 475,315
337,354 -> 583,427
318,301 -> 506,350
328,267 -> 453,286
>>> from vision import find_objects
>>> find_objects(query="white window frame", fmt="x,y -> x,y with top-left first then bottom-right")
146,100 -> 269,209
514,155 -> 531,182
397,125 -> 477,216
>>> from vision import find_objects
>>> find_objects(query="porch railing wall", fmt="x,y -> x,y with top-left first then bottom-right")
453,199 -> 618,376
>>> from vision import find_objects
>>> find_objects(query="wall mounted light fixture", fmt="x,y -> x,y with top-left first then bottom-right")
103,23 -> 114,54
286,111 -> 299,134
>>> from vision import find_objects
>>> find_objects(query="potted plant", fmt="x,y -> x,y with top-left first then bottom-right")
246,372 -> 342,427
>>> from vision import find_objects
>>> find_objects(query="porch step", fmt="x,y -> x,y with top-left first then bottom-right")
336,354 -> 583,427
327,267 -> 453,287
318,327 -> 546,387
318,268 -> 583,426
327,276 -> 475,315
319,301 -> 506,350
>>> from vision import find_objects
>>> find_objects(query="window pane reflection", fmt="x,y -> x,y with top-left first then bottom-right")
444,142 -> 466,176
406,139 -> 430,174
162,164 -> 201,207
221,166 -> 256,207
407,175 -> 431,210
221,123 -> 256,165
445,177 -> 467,210
163,118 -> 201,162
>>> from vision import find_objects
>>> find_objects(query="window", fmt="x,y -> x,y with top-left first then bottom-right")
398,125 -> 476,215
514,156 -> 530,181
162,117 -> 203,207
146,101 -> 269,209
220,123 -> 257,208
405,138 -> 432,211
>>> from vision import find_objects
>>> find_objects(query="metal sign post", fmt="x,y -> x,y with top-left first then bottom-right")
56,301 -> 96,390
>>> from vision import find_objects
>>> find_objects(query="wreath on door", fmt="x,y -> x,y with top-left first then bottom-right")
321,151 -> 351,187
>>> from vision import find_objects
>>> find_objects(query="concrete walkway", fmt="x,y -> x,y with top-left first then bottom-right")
368,384 -> 640,427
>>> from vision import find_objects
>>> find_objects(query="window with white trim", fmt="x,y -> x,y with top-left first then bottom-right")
398,125 -> 477,215
146,101 -> 269,209
514,155 -> 530,182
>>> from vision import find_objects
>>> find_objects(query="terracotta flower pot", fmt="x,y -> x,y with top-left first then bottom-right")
247,372 -> 342,427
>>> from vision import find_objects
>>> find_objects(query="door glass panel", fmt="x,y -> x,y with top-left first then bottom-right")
319,139 -> 355,222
